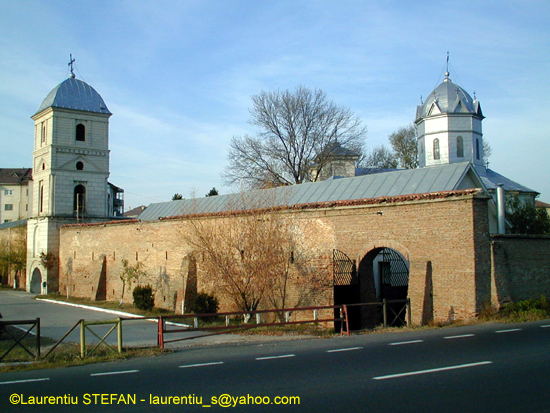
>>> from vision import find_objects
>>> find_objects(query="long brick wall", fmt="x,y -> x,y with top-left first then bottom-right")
57,190 -> 496,325
491,234 -> 550,306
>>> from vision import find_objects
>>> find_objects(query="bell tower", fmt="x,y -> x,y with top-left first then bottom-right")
415,71 -> 485,169
26,57 -> 113,294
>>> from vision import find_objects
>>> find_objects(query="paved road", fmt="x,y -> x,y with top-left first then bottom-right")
1,316 -> 550,412
0,290 -> 302,348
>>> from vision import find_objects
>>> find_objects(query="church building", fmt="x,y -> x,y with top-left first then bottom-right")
25,64 -> 124,294
0,60 -> 546,327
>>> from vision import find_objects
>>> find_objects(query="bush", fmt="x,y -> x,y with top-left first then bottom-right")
132,285 -> 155,311
499,295 -> 550,321
190,292 -> 219,315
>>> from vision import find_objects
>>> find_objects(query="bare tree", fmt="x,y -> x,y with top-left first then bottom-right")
182,194 -> 330,314
361,145 -> 398,169
483,139 -> 492,167
388,124 -> 418,169
223,86 -> 367,189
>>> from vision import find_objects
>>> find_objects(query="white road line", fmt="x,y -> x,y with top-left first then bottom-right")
0,378 -> 50,385
541,325 -> 550,328
389,340 -> 424,346
444,334 -> 475,339
495,328 -> 522,333
327,347 -> 363,353
256,354 -> 295,361
373,361 -> 493,380
179,362 -> 224,368
90,370 -> 139,377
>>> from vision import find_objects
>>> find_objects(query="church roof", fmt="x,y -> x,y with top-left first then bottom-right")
475,166 -> 538,195
416,73 -> 483,121
138,162 -> 483,221
35,77 -> 111,115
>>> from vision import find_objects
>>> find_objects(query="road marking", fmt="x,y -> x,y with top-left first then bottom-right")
444,334 -> 475,339
541,325 -> 550,328
327,347 -> 363,353
0,378 -> 50,385
90,370 -> 139,377
495,328 -> 522,333
373,361 -> 493,380
389,340 -> 424,346
256,354 -> 295,361
179,362 -> 224,368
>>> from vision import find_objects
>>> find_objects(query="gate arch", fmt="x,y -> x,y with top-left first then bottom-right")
30,267 -> 42,294
356,241 -> 410,328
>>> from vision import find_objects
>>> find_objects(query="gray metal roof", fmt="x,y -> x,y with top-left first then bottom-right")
35,77 -> 111,115
0,219 -> 27,230
138,162 -> 482,221
416,76 -> 483,121
475,166 -> 538,194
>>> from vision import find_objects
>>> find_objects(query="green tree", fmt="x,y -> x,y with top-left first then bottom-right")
506,197 -> 550,235
205,187 -> 219,197
223,86 -> 367,188
119,259 -> 148,306
172,193 -> 183,201
388,124 -> 418,169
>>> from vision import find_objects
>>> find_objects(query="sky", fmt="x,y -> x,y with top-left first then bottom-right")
1,0 -> 549,210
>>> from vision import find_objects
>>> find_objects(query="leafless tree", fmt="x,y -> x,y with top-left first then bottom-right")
223,86 -> 367,189
182,194 -> 330,314
361,145 -> 398,169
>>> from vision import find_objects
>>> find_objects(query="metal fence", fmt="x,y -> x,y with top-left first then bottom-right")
0,299 -> 411,360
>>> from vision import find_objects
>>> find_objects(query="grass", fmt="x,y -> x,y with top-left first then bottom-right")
0,325 -> 167,373
34,293 -> 174,318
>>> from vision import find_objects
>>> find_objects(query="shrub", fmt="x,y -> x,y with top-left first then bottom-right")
132,285 -> 155,311
499,295 -> 550,321
190,292 -> 219,315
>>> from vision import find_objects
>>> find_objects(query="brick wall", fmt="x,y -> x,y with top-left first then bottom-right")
58,191 -> 493,324
491,234 -> 550,306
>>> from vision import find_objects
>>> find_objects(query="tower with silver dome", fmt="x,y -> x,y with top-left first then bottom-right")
415,71 -> 485,169
26,60 -> 123,294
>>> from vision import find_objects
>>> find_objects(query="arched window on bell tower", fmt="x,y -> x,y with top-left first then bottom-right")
433,138 -> 440,160
76,123 -> 86,141
457,136 -> 464,158
74,185 -> 86,217
476,139 -> 480,160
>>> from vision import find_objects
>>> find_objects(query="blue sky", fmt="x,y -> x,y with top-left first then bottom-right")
1,1 -> 549,209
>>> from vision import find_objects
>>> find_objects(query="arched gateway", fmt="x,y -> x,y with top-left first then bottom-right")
334,243 -> 410,330
30,267 -> 42,294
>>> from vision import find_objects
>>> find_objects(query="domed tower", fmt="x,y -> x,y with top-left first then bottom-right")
415,71 -> 485,168
26,61 -> 116,294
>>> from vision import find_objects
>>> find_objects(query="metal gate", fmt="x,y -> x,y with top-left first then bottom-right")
377,248 -> 409,326
333,250 -> 360,331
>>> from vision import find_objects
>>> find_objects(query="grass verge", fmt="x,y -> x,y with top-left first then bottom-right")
0,325 -> 167,373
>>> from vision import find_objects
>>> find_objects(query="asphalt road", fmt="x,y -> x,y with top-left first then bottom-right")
0,290 -> 256,348
2,313 -> 550,413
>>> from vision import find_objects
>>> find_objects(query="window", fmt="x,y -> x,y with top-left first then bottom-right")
433,138 -> 440,160
457,136 -> 464,158
4,204 -> 13,211
76,161 -> 84,170
39,181 -> 44,213
41,122 -> 47,144
76,123 -> 86,141
4,189 -> 13,195
476,139 -> 480,160
74,185 -> 86,216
